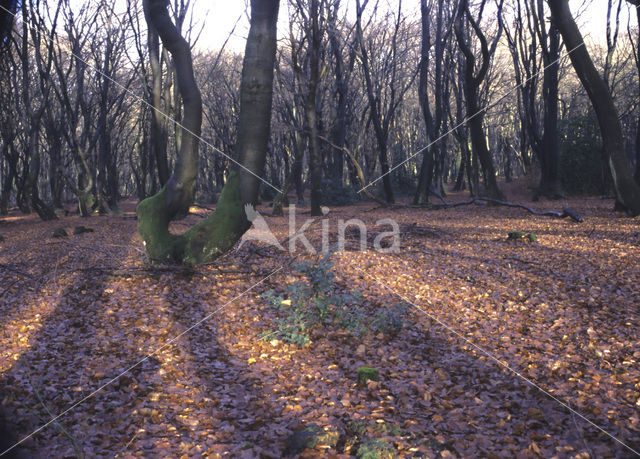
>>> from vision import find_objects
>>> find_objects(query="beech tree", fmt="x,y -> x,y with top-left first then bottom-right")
547,0 -> 640,216
626,0 -> 640,183
137,0 -> 280,263
533,0 -> 562,199
355,0 -> 418,204
414,0 -> 453,204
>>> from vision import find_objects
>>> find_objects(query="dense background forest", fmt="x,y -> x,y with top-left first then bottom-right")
0,0 -> 639,217
1,0 -> 640,457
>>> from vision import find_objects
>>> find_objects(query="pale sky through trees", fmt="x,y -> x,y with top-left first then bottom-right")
59,1 -> 638,54
189,0 -> 637,52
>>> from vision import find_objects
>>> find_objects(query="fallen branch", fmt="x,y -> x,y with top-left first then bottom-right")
0,279 -> 19,298
431,197 -> 584,222
0,263 -> 36,279
478,198 -> 584,222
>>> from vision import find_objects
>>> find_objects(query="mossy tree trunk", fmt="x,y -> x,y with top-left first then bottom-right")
548,0 -> 640,216
137,0 -> 280,264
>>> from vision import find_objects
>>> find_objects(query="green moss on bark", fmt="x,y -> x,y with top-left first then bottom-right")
137,172 -> 250,265
137,187 -> 184,263
181,172 -> 250,264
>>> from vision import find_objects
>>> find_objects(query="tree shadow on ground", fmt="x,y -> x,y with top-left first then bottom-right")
0,238 -> 293,457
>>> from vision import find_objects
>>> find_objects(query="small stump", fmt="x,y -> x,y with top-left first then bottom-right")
73,226 -> 94,235
52,228 -> 68,238
284,424 -> 339,456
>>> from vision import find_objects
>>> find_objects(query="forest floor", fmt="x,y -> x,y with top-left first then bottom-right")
0,181 -> 639,458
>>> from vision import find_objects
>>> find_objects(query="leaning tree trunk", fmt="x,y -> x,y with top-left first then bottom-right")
548,0 -> 640,216
137,0 -> 280,264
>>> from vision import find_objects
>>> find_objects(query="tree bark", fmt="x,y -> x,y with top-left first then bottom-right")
634,1 -> 640,184
454,0 -> 505,200
414,0 -> 435,205
548,0 -> 640,215
535,0 -> 562,198
327,1 -> 347,179
307,0 -> 323,217
143,0 -> 170,187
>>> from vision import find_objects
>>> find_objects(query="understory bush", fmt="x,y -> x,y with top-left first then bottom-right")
261,254 -> 406,345
321,179 -> 360,206
559,111 -> 608,195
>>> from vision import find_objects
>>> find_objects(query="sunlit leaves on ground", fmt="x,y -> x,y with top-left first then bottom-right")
0,187 -> 638,457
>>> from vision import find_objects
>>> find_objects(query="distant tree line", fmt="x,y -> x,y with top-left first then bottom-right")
0,0 -> 640,221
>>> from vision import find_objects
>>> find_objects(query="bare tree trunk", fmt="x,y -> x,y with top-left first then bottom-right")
307,0 -> 323,217
327,0 -> 347,179
18,0 -> 58,221
454,0 -> 505,200
548,0 -> 640,215
534,0 -> 562,199
414,0 -> 435,205
143,0 -> 170,187
633,1 -> 640,184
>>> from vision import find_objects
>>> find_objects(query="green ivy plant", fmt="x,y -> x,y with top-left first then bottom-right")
261,254 -> 406,345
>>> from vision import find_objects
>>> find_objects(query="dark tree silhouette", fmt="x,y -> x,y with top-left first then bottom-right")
548,0 -> 640,216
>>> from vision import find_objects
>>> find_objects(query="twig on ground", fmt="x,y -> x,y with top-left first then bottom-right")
505,257 -> 540,266
0,263 -> 35,279
31,380 -> 84,459
0,279 -> 20,298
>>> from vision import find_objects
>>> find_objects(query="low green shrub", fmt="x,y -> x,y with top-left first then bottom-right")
261,254 -> 406,345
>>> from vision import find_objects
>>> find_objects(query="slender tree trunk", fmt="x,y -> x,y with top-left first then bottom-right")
538,20 -> 562,198
548,0 -> 640,215
636,116 -> 640,184
0,143 -> 16,214
143,0 -> 170,187
273,132 -> 305,216
328,2 -> 347,179
25,133 -> 56,221
454,155 -> 466,191
414,0 -> 435,205
48,132 -> 63,209
307,0 -> 323,217
355,0 -> 395,203
635,3 -> 640,184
